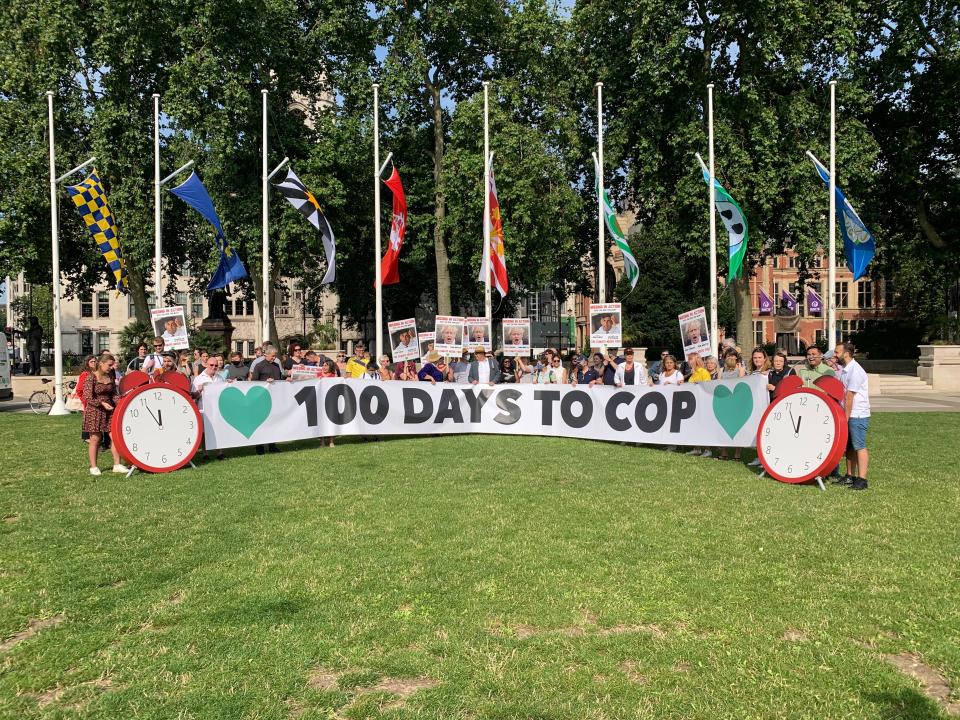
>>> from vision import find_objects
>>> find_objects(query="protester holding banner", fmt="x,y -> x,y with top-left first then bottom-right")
224,351 -> 249,381
686,353 -> 712,383
82,354 -> 128,476
468,347 -> 501,385
251,348 -> 284,383
418,351 -> 444,384
377,356 -> 393,381
703,355 -> 719,380
394,359 -> 418,381
720,351 -> 746,379
282,343 -> 305,372
499,356 -> 519,383
344,344 -> 370,379
569,356 -> 591,386
448,350 -> 471,384
656,355 -> 683,385
749,348 -> 771,376
614,348 -> 649,387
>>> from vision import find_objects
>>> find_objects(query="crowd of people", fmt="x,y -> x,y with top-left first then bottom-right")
73,334 -> 870,489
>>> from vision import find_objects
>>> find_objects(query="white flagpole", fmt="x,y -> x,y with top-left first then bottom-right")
483,81 -> 492,325
596,81 -> 605,303
261,89 -> 270,346
153,93 -> 162,305
46,91 -> 68,415
827,80 -> 837,348
4,276 -> 11,335
373,83 -> 383,360
707,83 -> 719,354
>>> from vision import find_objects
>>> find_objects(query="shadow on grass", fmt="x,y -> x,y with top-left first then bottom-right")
863,688 -> 951,720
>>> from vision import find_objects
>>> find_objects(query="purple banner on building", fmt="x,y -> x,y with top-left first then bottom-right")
807,288 -> 823,315
780,288 -> 798,314
758,288 -> 774,315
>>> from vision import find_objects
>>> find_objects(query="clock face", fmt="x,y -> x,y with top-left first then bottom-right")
112,385 -> 203,473
756,389 -> 846,483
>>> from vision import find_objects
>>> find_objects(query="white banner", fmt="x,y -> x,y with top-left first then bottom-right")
502,318 -> 530,356
388,318 -> 420,362
200,375 -> 769,450
590,303 -> 622,348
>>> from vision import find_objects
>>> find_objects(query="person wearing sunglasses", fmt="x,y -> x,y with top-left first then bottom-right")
141,336 -> 166,376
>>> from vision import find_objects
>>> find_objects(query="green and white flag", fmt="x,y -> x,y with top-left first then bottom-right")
696,154 -> 748,281
594,158 -> 639,292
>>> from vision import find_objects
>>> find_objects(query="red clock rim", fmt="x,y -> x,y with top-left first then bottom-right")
755,388 -> 849,484
111,383 -> 203,474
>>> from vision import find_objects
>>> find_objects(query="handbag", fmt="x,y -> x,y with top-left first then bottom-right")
65,394 -> 84,412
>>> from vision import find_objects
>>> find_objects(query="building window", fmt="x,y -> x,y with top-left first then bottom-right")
815,329 -> 824,344
81,296 -> 93,318
127,295 -> 156,321
246,341 -> 256,356
834,281 -> 849,309
234,341 -> 244,354
754,321 -> 764,346
857,280 -> 873,310
175,292 -> 188,309
277,288 -> 291,316
96,332 -> 110,354
96,291 -> 110,318
526,293 -> 540,322
79,330 -> 93,355
788,255 -> 799,268
191,296 -> 203,318
811,255 -> 822,268
883,280 -> 895,308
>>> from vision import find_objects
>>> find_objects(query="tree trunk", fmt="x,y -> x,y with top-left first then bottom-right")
427,77 -> 452,315
126,264 -> 151,326
734,275 -> 753,349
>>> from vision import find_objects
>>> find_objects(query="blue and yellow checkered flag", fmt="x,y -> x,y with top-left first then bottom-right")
65,169 -> 129,294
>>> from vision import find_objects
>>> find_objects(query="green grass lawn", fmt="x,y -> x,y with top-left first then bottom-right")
1,412 -> 958,719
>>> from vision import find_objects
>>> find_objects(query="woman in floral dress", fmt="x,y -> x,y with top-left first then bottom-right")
82,353 -> 128,476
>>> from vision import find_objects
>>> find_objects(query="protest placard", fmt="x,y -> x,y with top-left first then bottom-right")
151,306 -> 189,351
589,303 -> 622,348
679,307 -> 711,358
502,318 -> 531,356
388,318 -> 420,362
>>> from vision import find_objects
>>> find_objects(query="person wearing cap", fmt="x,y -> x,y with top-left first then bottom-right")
447,348 -> 471,383
614,348 -> 650,387
418,350 -> 444,384
345,343 -> 370,378
796,346 -> 835,388
468,346 -> 500,386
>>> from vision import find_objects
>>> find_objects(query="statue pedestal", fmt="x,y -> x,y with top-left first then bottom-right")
918,345 -> 960,392
199,290 -> 234,351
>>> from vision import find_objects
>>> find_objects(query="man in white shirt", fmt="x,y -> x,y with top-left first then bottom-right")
468,346 -> 500,386
191,356 -> 225,460
160,318 -> 187,345
835,341 -> 871,491
592,313 -> 621,341
392,329 -> 416,356
141,337 -> 166,376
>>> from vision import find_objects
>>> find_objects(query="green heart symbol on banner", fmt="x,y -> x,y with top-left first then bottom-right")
218,386 -> 272,438
712,382 -> 754,439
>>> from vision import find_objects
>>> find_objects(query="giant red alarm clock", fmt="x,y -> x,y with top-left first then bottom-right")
111,381 -> 203,473
755,377 -> 848,484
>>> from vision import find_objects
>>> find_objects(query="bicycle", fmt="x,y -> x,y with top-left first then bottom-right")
29,378 -> 78,415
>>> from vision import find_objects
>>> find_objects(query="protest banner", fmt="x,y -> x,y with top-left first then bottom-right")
151,306 -> 189,351
464,317 -> 492,352
502,318 -> 531,357
434,315 -> 464,356
589,303 -> 622,348
418,332 -> 435,360
200,375 -> 769,450
287,364 -> 326,382
679,307 -> 711,358
388,318 -> 420,362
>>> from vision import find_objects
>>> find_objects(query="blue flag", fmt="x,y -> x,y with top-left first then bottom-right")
807,153 -> 875,281
169,171 -> 248,290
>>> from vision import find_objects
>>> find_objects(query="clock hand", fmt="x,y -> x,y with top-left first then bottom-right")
789,408 -> 799,434
145,405 -> 161,427
795,415 -> 801,434
158,408 -> 163,428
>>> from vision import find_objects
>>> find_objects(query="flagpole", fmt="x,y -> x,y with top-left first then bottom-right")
261,89 -> 270,346
153,93 -> 162,305
827,80 -> 837,347
483,81 -> 492,326
596,81 -> 605,303
46,91 -> 68,415
373,83 -> 383,360
4,276 -> 12,335
707,83 -> 719,354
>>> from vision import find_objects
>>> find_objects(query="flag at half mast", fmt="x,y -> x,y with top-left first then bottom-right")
478,160 -> 508,298
696,154 -> 748,281
379,166 -> 406,286
65,170 -> 129,295
273,168 -> 336,284
594,157 -> 639,292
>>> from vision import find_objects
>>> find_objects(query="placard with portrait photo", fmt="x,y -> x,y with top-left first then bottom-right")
418,331 -> 436,361
151,306 -> 190,351
433,316 -> 464,356
463,317 -> 492,353
678,307 -> 711,357
589,303 -> 622,348
388,318 -> 420,362
501,318 -> 531,356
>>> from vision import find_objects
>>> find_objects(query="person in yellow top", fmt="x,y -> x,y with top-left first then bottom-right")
345,343 -> 371,378
685,353 -> 713,457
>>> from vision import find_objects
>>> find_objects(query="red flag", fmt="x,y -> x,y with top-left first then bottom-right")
478,166 -> 508,298
379,167 -> 406,286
